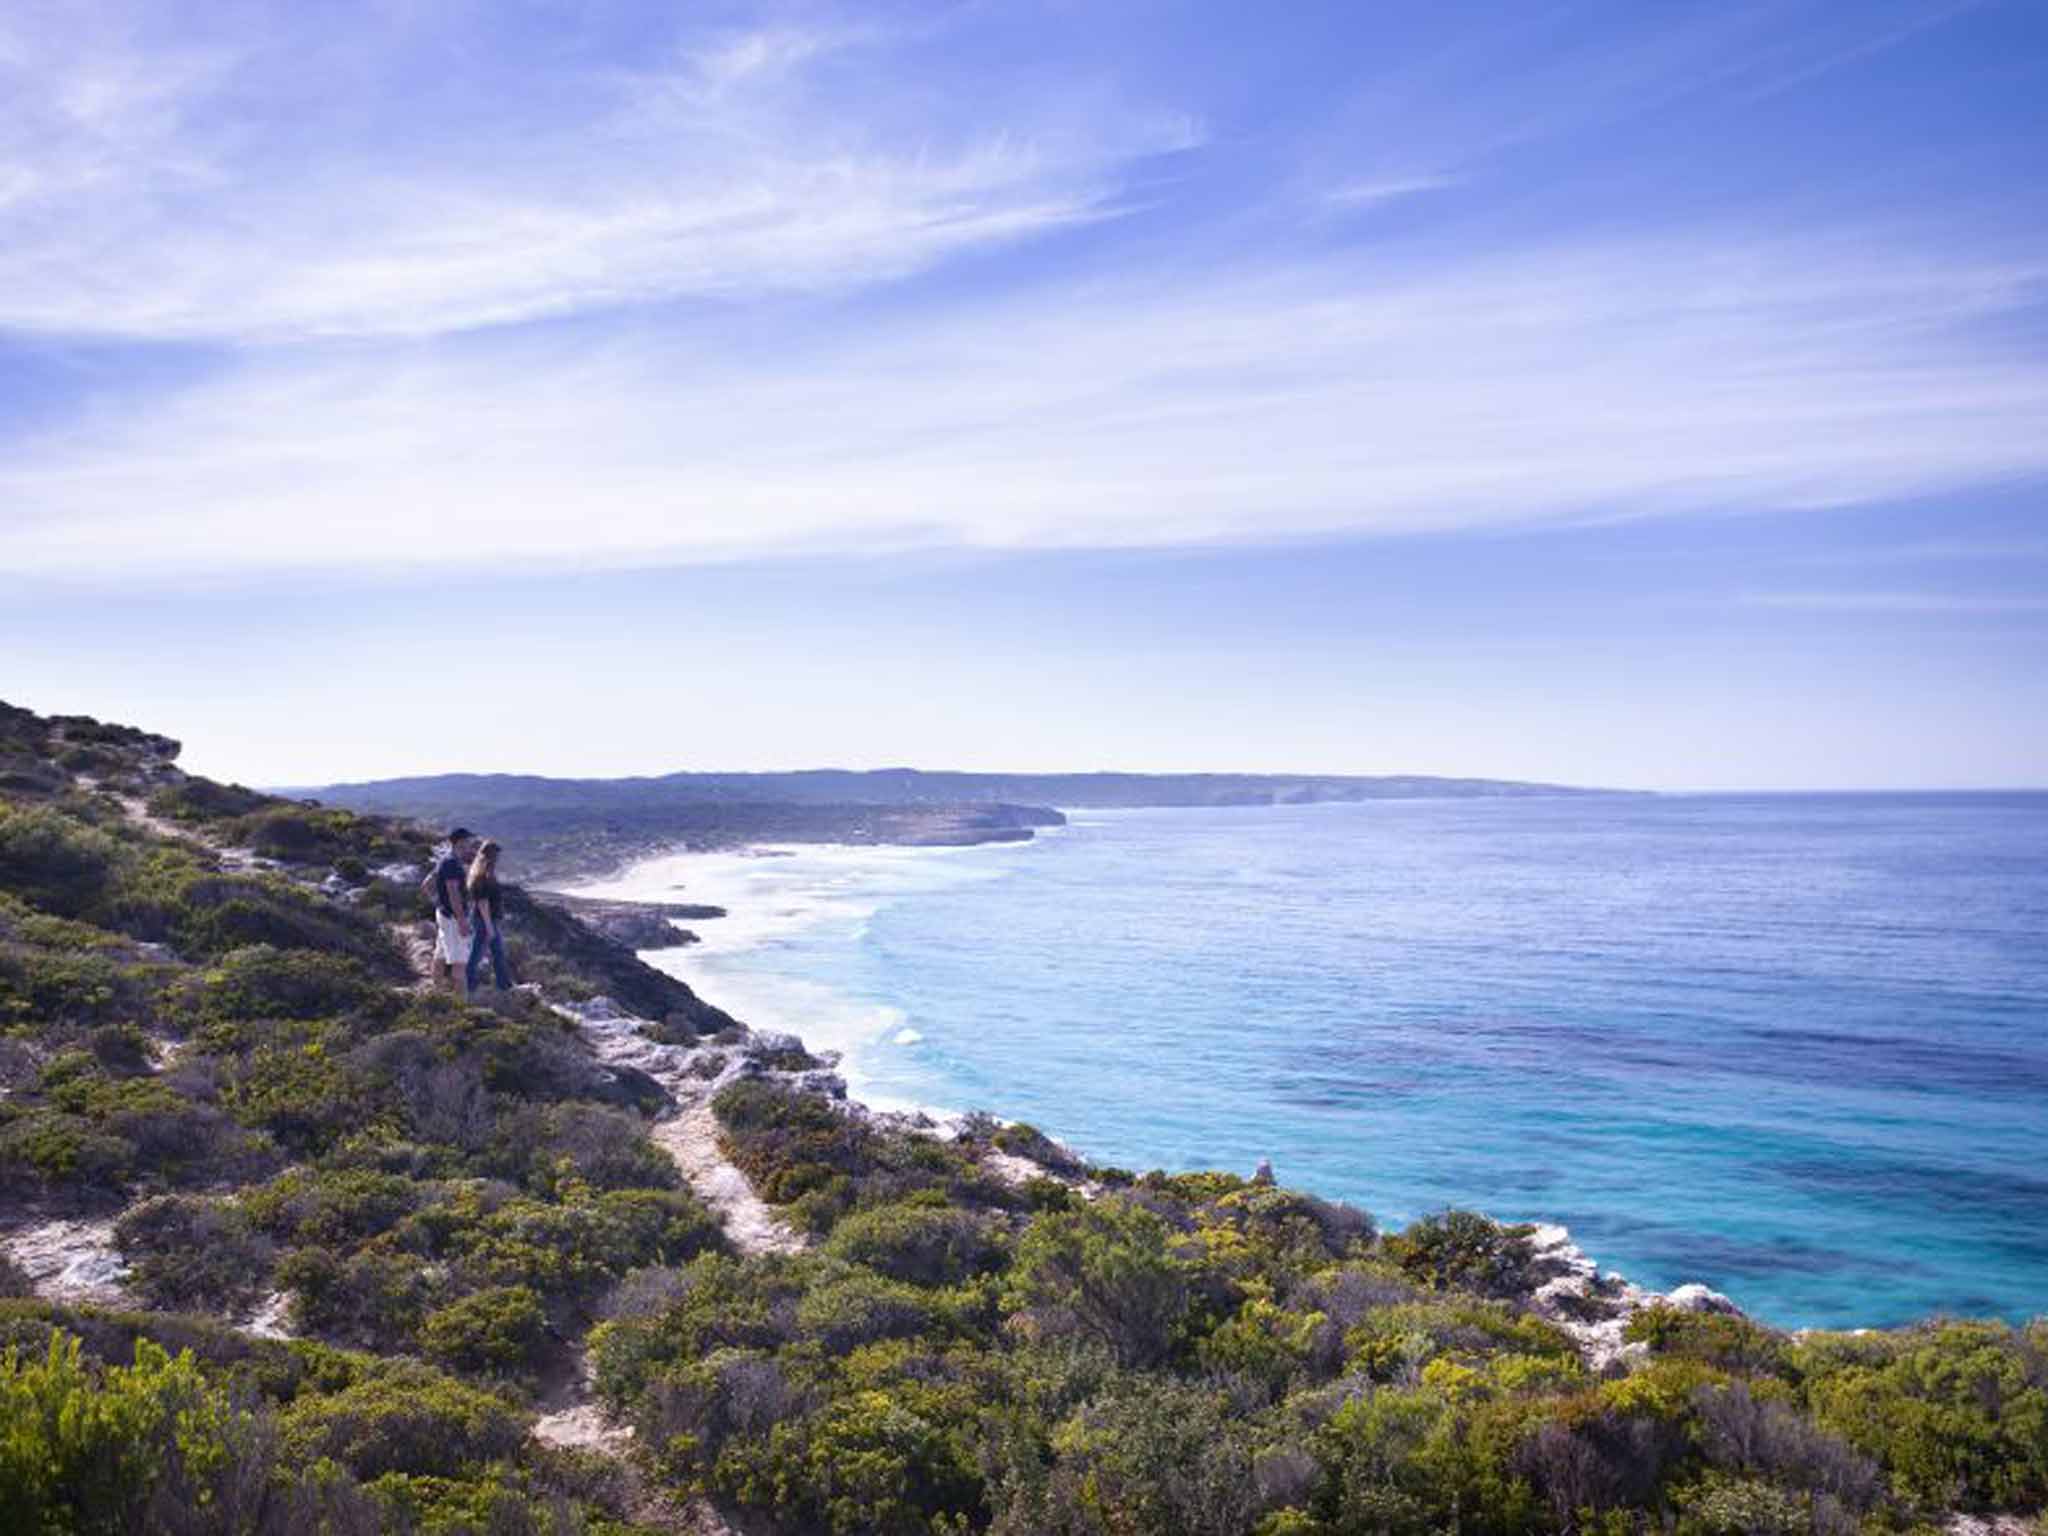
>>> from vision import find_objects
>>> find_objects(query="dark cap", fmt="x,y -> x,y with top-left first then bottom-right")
447,826 -> 475,841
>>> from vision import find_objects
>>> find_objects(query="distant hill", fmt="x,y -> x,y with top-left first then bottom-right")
289,767 -> 1622,881
297,766 -> 1610,813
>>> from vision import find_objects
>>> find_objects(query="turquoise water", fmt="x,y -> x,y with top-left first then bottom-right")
581,794 -> 2048,1329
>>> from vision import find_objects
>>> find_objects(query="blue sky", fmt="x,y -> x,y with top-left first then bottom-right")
2,0 -> 2044,789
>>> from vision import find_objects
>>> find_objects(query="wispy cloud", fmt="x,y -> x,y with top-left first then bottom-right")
5,231 -> 2044,578
1735,591 -> 2048,614
1,1 -> 2043,587
1322,174 -> 1456,208
0,9 -> 1189,342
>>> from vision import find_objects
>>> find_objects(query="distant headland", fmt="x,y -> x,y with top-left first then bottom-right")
288,767 -> 1629,882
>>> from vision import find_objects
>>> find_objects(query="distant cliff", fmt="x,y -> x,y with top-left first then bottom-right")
298,765 -> 1611,813
290,767 -> 1619,881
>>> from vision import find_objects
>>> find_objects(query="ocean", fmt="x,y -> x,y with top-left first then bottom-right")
571,792 -> 2048,1329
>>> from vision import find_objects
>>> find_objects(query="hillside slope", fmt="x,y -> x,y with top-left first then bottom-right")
2,700 -> 2041,1536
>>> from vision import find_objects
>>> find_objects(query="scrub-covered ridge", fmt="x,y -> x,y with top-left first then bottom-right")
1,699 -> 2043,1535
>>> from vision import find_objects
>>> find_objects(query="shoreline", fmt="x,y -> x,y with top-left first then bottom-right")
557,828 -> 2044,1338
559,835 -> 1041,1119
559,834 -> 1764,1344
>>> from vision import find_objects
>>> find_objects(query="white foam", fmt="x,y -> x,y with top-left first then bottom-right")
563,834 -> 1064,1124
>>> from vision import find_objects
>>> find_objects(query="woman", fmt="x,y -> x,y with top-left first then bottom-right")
465,839 -> 514,993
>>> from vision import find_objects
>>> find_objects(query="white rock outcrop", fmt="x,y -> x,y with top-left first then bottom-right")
1523,1223 -> 1747,1373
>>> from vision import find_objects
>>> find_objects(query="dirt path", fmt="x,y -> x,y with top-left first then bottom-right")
392,921 -> 439,986
652,1091 -> 806,1257
556,1001 -> 807,1258
102,787 -> 262,869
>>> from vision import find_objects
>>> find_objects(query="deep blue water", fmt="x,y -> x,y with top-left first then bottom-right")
581,793 -> 2048,1329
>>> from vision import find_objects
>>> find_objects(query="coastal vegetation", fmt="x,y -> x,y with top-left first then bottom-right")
0,698 -> 2043,1534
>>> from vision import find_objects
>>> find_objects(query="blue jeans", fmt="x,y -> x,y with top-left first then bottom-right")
467,924 -> 512,991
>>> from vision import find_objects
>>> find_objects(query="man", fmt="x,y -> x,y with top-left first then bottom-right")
426,827 -> 478,996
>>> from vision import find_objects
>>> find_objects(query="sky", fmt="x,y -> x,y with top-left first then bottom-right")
1,0 -> 2044,791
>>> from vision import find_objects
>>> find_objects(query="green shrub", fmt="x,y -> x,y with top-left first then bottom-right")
1382,1210 -> 1538,1298
164,876 -> 405,975
795,1269 -> 943,1354
991,1120 -> 1085,1176
1344,1299 -> 1576,1384
0,946 -> 167,1034
590,1253 -> 810,1413
0,1108 -> 135,1193
1028,1378 -> 1264,1536
1627,1304 -> 1793,1377
404,1185 -> 724,1308
824,1201 -> 1005,1288
222,1041 -> 375,1155
240,1166 -> 421,1247
279,1364 -> 526,1479
1675,1471 -> 1819,1535
0,805 -> 126,919
198,944 -> 380,1023
1803,1320 -> 2048,1512
115,1196 -> 274,1314
518,1102 -> 679,1194
1198,1294 -> 1327,1396
1005,1198 -> 1190,1368
735,1383 -> 983,1536
715,1077 -> 1013,1234
418,1285 -> 547,1375
0,1332 -> 306,1535
277,1246 -> 436,1351
146,779 -> 272,825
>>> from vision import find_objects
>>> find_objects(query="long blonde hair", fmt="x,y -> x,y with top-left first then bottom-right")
466,839 -> 501,894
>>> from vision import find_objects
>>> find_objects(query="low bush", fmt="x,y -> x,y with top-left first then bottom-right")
398,1183 -> 725,1309
277,1246 -> 436,1351
1802,1319 -> 2048,1512
418,1285 -> 548,1376
145,779 -> 272,825
990,1120 -> 1085,1177
1005,1198 -> 1191,1369
0,1108 -> 135,1197
1382,1209 -> 1539,1298
114,1195 -> 274,1314
0,945 -> 168,1035
1627,1304 -> 1793,1377
516,1102 -> 679,1194
723,1380 -> 984,1536
219,806 -> 398,865
163,875 -> 406,975
198,944 -> 382,1023
0,1330 -> 393,1535
240,1166 -> 422,1247
222,1041 -> 378,1155
794,1268 -> 944,1353
1343,1298 -> 1576,1385
1022,1378 -> 1265,1536
0,805 -> 126,920
825,1200 -> 1006,1288
715,1077 -> 1014,1234
278,1363 -> 527,1480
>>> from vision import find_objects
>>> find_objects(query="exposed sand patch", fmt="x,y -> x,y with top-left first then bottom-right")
4,1219 -> 130,1306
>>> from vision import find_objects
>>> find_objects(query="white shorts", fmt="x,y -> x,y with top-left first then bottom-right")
435,912 -> 474,965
